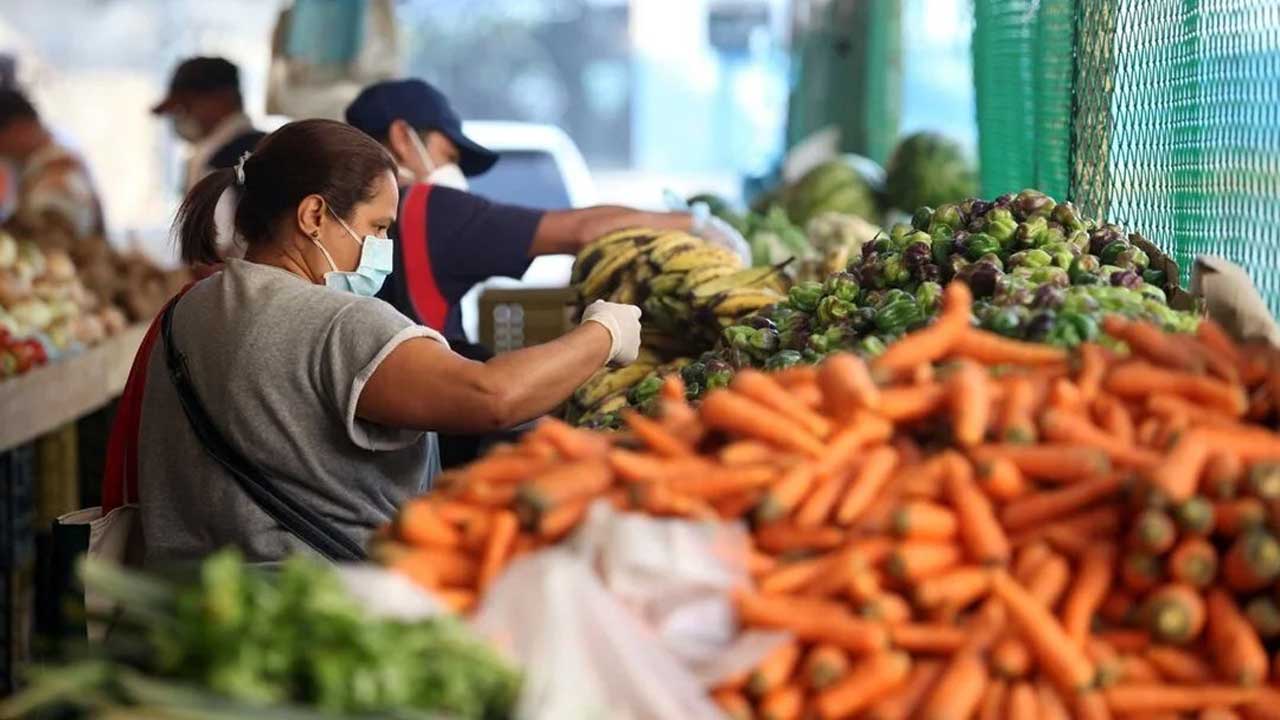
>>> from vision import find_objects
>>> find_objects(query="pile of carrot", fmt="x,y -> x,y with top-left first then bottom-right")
379,280 -> 1280,719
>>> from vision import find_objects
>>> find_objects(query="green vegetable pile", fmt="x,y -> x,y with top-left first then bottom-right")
884,131 -> 979,213
2,552 -> 520,720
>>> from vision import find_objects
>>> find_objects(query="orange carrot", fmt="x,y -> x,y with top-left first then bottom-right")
462,454 -> 544,486
1122,552 -> 1164,594
820,352 -> 882,417
835,446 -> 899,525
1104,316 -> 1200,372
877,383 -> 947,422
918,648 -> 988,720
814,651 -> 912,720
749,640 -> 802,697
1109,361 -> 1248,416
949,360 -> 992,447
1197,319 -> 1244,368
735,591 -> 889,654
405,547 -> 478,587
886,541 -> 962,582
733,369 -> 833,438
1167,536 -> 1219,588
891,500 -> 959,540
1130,508 -> 1178,554
1034,506 -> 1123,555
1201,708 -> 1243,720
1207,589 -> 1270,685
817,413 -> 894,476
901,456 -> 948,500
888,623 -> 969,654
954,328 -> 1069,365
991,636 -> 1032,679
536,495 -> 591,541
1075,690 -> 1114,720
972,442 -> 1110,483
1025,551 -> 1071,608
700,389 -> 826,457
718,440 -> 776,466
1144,583 -> 1206,645
1094,395 -> 1136,446
478,510 -> 518,592
746,548 -> 778,577
862,592 -> 913,625
758,684 -> 803,720
518,459 -> 613,513
975,456 -> 1028,501
1040,408 -> 1161,468
395,499 -> 464,548
711,487 -> 765,520
803,643 -> 851,690
1076,342 -> 1108,401
1104,684 -> 1264,713
1222,530 -> 1280,592
1012,541 -> 1053,583
390,550 -> 440,590
760,555 -> 830,594
864,658 -> 943,720
756,462 -> 819,522
1215,497 -> 1268,536
622,409 -> 693,457
1035,679 -> 1072,720
794,472 -> 850,528
1049,377 -> 1086,415
1086,637 -> 1124,687
1205,451 -> 1245,499
678,464 -> 777,502
1006,681 -> 1039,720
944,453 -> 1010,565
754,523 -> 846,553
534,417 -> 611,460
435,588 -> 477,614
1150,430 -> 1214,502
1062,542 -> 1116,645
711,688 -> 752,720
999,376 -> 1039,443
1000,474 -> 1124,532
1145,644 -> 1215,683
873,281 -> 972,373
659,374 -> 685,401
990,570 -> 1096,692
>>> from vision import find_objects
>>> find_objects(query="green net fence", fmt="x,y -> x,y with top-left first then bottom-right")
975,0 -> 1280,312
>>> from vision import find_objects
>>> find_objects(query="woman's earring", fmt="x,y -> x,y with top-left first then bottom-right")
311,231 -> 319,238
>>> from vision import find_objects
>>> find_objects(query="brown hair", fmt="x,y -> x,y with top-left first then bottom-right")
175,119 -> 397,265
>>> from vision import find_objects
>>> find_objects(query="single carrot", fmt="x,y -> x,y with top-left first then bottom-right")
954,327 -> 1069,365
1121,552 -> 1164,594
621,409 -> 693,457
536,494 -> 591,541
974,456 -> 1029,501
1013,541 -> 1054,584
1144,583 -> 1206,645
1145,644 -> 1215,683
1198,422 -> 1280,462
1049,377 -> 1086,415
991,635 -> 1032,679
735,591 -> 889,654
1248,462 -> 1280,500
1130,508 -> 1178,554
872,281 -> 972,373
891,500 -> 958,541
888,623 -> 969,654
395,499 -> 463,548
1096,628 -> 1150,654
534,417 -> 611,460
990,570 -> 1096,692
1214,497 -> 1268,536
1104,315 -> 1200,372
998,375 -> 1040,444
1201,708 -> 1243,720
756,462 -> 819,522
900,456 -> 948,500
1000,474 -> 1124,532
758,684 -> 804,720
1176,495 -> 1217,537
699,389 -> 826,457
760,555 -> 830,594
863,658 -> 943,720
1104,684 -> 1264,713
1035,679 -> 1073,720
1167,536 -> 1219,588
820,352 -> 882,417
711,688 -> 752,720
659,374 -> 685,401
1035,506 -> 1123,556
1075,690 -> 1114,720
389,550 -> 440,590
435,588 -> 477,614
680,465 -> 777,503
1222,530 -> 1280,592
1040,408 -> 1162,468
1100,588 -> 1138,626
972,442 -> 1110,483
518,459 -> 613,514
1107,361 -> 1248,417
945,453 -> 1011,565
861,592 -> 913,624
746,547 -> 778,577
1205,451 -> 1245,499
404,547 -> 478,587
718,440 -> 776,466
733,369 -> 833,438
835,446 -> 899,525
1006,681 -> 1039,720
749,640 -> 802,697
886,541 -> 962,582
793,472 -> 849,528
1206,589 -> 1270,685
918,648 -> 988,720
803,643 -> 851,690
1062,542 -> 1116,645
754,523 -> 846,553
1242,691 -> 1280,720
1197,319 -> 1244,369
816,413 -> 894,476
1244,597 -> 1280,639
1076,342 -> 1108,401
1086,637 -> 1125,688
462,453 -> 544,486
1094,395 -> 1136,446
477,510 -> 518,592
814,651 -> 912,720
1026,551 -> 1071,608
711,487 -> 762,520
858,477 -> 904,535
1150,430 -> 1214,502
877,383 -> 947,422
949,360 -> 992,447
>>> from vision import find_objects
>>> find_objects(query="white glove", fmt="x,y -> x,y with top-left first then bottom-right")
689,203 -> 752,266
582,300 -> 643,366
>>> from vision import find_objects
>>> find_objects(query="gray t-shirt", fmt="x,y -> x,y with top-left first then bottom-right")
138,259 -> 444,565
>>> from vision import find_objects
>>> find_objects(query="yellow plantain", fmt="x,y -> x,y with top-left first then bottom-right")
689,265 -> 783,300
578,243 -> 643,301
572,362 -> 655,408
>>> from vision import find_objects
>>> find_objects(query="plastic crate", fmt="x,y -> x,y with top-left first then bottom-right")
478,287 -> 578,354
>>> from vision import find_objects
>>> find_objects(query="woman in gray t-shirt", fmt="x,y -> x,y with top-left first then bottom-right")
138,120 -> 641,564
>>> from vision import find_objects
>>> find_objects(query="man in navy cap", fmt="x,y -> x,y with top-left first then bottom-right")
153,57 -> 265,192
345,78 -> 748,352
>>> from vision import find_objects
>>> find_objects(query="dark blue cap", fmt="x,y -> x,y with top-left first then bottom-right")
345,79 -> 497,177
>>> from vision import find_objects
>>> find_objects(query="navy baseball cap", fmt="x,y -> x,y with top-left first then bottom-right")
345,79 -> 497,177
152,57 -> 241,114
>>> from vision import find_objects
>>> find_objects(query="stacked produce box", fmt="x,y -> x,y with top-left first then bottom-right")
381,284 -> 1280,718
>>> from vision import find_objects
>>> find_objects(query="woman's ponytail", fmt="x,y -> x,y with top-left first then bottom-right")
174,167 -> 236,265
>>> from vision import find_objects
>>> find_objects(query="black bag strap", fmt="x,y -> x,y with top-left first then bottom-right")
160,301 -> 366,562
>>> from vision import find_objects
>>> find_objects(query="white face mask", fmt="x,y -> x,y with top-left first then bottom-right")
172,113 -> 203,143
408,130 -> 469,191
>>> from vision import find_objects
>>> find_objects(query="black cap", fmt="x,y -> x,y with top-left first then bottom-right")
345,79 -> 497,177
152,57 -> 240,114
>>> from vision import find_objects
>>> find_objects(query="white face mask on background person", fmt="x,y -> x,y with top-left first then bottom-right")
408,130 -> 469,191
171,113 -> 203,143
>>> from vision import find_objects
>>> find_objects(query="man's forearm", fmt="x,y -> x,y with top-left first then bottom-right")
529,206 -> 694,257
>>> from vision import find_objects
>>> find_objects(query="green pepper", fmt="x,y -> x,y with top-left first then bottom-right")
881,253 -> 911,287
1113,246 -> 1150,270
1014,216 -> 1048,249
856,336 -> 888,358
1142,268 -> 1168,287
930,203 -> 962,233
1029,266 -> 1070,287
947,255 -> 971,280
765,350 -> 804,371
915,281 -> 944,315
889,223 -> 913,245
1138,283 -> 1167,304
878,288 -> 914,307
749,328 -> 780,354
874,297 -> 925,335
1014,189 -> 1056,219
627,375 -> 664,406
931,235 -> 954,267
723,325 -> 754,350
871,235 -> 894,255
1067,313 -> 1100,342
986,306 -> 1028,337
1037,226 -> 1066,250
1051,201 -> 1086,231
900,230 -> 931,253
788,281 -> 824,312
1009,248 -> 1053,269
1099,240 -> 1130,266
1041,241 -> 1077,269
911,206 -> 934,232
1066,229 -> 1091,254
822,272 -> 861,304
807,331 -> 832,354
1069,255 -> 1101,284
965,233 -> 1002,260
816,295 -> 856,326
984,208 -> 1018,244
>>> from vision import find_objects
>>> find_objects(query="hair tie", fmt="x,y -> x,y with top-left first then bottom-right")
234,151 -> 251,186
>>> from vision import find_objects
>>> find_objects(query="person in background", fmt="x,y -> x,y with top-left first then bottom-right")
0,88 -> 105,250
152,57 -> 266,192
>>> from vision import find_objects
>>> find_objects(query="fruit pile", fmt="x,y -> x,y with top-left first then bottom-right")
382,281 -> 1280,718
567,228 -> 787,427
